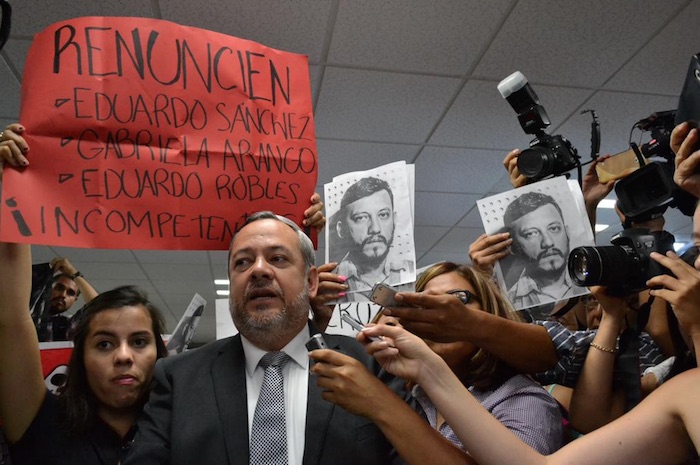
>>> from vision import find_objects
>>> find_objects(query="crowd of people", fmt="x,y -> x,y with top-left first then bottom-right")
0,115 -> 699,465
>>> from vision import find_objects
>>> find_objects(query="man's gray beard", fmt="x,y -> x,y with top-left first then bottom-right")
230,285 -> 310,346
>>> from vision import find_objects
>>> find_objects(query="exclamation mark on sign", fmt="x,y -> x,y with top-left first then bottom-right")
5,197 -> 33,236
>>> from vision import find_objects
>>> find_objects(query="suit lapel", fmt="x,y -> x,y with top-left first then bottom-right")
212,336 -> 250,465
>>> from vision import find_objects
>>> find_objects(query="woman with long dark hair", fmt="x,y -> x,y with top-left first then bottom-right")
0,123 -> 169,464
0,238 -> 168,464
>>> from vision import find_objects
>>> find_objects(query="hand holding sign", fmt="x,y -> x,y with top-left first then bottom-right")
0,123 -> 29,179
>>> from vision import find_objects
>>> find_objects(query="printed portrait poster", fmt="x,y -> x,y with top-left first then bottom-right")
1,16 -> 318,250
39,341 -> 73,394
166,293 -> 207,355
324,161 -> 416,302
477,177 -> 594,311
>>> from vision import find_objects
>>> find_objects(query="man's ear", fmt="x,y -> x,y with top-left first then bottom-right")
335,220 -> 344,239
307,266 -> 319,299
508,230 -> 522,255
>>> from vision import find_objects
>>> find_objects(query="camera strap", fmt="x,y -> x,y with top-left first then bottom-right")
617,327 -> 642,411
617,293 -> 654,411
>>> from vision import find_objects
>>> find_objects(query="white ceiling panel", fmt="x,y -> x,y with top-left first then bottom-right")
603,1 -> 700,95
315,139 -> 421,182
415,146 -> 508,194
430,79 -> 595,150
329,0 -> 512,74
474,0 -> 688,87
160,0 -> 332,63
314,67 -> 461,143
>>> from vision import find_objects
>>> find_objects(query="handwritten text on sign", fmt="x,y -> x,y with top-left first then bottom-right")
1,16 -> 318,250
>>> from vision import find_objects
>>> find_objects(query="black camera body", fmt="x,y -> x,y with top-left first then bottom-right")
498,71 -> 581,182
567,228 -> 673,295
616,110 -> 697,222
519,133 -> 580,180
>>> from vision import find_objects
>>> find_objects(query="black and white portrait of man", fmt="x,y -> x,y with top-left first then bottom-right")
325,162 -> 416,302
478,177 -> 594,310
167,294 -> 207,355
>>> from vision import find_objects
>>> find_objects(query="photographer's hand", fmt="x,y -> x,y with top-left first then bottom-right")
503,149 -> 529,188
647,251 -> 700,349
468,233 -> 512,276
671,122 -> 700,198
591,285 -> 627,325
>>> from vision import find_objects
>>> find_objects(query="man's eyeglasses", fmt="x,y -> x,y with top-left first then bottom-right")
446,289 -> 480,305
53,282 -> 78,297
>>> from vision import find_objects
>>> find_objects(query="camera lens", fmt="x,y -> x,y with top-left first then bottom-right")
517,146 -> 554,179
568,247 -> 601,285
568,246 -> 635,287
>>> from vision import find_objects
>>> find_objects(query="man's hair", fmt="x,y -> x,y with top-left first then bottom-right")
231,211 -> 316,271
414,262 -> 522,390
503,191 -> 563,227
58,285 -> 168,437
339,177 -> 394,213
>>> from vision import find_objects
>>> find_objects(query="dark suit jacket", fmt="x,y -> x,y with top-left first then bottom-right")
123,322 -> 398,465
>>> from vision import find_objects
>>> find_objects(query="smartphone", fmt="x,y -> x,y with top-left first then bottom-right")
369,282 -> 402,307
305,333 -> 328,351
595,148 -> 648,183
675,52 -> 700,128
340,313 -> 382,342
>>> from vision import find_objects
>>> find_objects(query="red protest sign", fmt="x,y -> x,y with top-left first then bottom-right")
1,16 -> 318,250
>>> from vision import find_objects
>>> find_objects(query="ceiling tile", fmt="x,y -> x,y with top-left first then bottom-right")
604,2 -> 700,95
474,0 -> 687,87
160,0 -> 332,62
10,1 -> 154,36
314,67 -> 461,143
430,80 -> 594,150
415,146 -> 506,194
329,0 -> 512,74
315,139 -> 421,184
414,191 -> 481,226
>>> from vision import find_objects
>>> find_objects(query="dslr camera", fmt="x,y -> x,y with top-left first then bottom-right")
498,71 -> 580,181
567,228 -> 674,295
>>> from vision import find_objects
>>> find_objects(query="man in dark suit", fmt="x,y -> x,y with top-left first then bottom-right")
124,211 -> 398,465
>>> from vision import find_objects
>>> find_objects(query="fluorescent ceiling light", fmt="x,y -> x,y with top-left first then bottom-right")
594,224 -> 609,232
598,199 -> 616,209
216,290 -> 230,296
214,279 -> 230,286
674,242 -> 686,252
